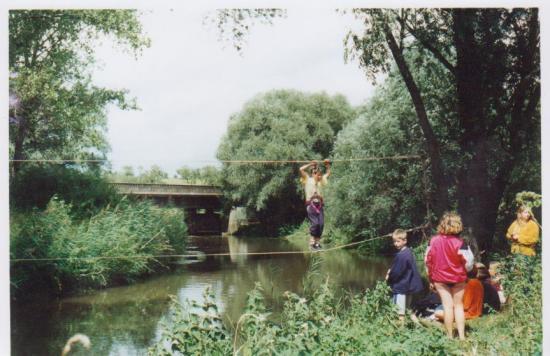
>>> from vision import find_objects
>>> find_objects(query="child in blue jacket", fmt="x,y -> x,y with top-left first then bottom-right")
386,229 -> 424,320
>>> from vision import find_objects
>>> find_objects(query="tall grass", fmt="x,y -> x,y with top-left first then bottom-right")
10,197 -> 188,298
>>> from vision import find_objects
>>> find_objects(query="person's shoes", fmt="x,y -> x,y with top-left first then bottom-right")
313,243 -> 322,250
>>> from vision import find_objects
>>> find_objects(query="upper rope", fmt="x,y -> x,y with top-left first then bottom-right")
9,154 -> 422,164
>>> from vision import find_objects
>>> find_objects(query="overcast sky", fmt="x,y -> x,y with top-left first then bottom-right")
92,7 -> 375,176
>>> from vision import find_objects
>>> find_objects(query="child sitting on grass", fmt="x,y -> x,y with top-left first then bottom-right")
386,229 -> 424,321
476,263 -> 501,313
434,265 -> 483,321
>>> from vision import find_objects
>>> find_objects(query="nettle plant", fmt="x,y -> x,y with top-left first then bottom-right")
150,287 -> 232,355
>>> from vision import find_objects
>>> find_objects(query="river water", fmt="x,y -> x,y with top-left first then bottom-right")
11,236 -> 391,355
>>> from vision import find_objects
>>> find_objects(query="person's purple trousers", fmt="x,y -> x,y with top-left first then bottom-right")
306,202 -> 324,238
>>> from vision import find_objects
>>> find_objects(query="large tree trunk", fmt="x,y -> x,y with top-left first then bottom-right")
453,9 -> 486,250
383,24 -> 450,216
455,141 -> 501,253
453,9 -> 540,253
452,9 -> 499,252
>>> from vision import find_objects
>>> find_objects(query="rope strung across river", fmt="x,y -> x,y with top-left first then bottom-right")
8,154 -> 422,164
9,224 -> 430,263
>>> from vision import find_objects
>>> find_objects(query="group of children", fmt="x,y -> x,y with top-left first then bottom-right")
298,160 -> 537,339
386,212 -> 516,340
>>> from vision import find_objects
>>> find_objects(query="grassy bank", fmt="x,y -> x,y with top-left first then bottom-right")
10,197 -> 188,299
150,254 -> 541,355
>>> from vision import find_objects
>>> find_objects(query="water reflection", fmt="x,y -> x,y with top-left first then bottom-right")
12,236 -> 391,355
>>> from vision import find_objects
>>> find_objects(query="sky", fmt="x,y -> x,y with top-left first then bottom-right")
92,7 -> 375,176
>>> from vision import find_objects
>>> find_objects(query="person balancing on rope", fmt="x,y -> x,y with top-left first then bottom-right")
300,159 -> 331,250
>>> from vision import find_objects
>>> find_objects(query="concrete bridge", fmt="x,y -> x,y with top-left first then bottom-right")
110,182 -> 225,235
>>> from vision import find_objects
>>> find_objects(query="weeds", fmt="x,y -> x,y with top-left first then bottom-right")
151,255 -> 541,355
10,197 -> 188,297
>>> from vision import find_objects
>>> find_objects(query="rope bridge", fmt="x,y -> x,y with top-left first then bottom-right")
9,154 -> 429,263
9,224 -> 430,263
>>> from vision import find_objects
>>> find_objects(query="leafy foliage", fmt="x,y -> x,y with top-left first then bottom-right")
152,279 -> 449,354
10,164 -> 120,219
217,89 -> 356,235
109,165 -> 221,185
9,10 -> 149,170
514,191 -> 542,210
204,9 -> 286,52
327,49 -> 454,243
135,165 -> 169,183
175,165 -> 221,185
149,287 -> 232,355
344,8 -> 540,252
108,165 -> 169,184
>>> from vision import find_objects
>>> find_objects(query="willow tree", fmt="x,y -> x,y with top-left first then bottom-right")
346,9 -> 540,251
9,10 -> 150,174
217,90 -> 356,235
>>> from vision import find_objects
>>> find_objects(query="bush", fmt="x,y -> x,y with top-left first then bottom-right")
10,197 -> 188,297
150,287 -> 232,355
10,164 -> 120,219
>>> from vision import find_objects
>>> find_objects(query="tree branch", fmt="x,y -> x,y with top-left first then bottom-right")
406,23 -> 456,76
383,23 -> 450,212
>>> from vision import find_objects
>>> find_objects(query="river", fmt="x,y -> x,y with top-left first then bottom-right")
11,235 -> 391,355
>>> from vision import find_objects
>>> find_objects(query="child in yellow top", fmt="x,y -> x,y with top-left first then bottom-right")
506,205 -> 539,256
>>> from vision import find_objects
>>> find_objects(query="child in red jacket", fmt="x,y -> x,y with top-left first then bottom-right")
425,212 -> 474,340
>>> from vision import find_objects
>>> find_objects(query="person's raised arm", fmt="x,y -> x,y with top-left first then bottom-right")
300,161 -> 316,179
323,159 -> 331,179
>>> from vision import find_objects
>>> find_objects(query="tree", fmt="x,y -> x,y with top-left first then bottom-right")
328,48 -> 454,242
217,89 -> 356,235
176,165 -> 221,185
204,9 -> 286,53
138,165 -> 169,183
121,165 -> 135,178
9,10 -> 150,174
10,164 -> 121,219
345,9 -> 540,251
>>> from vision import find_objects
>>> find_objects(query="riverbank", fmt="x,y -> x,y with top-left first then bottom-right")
151,250 -> 541,355
10,197 -> 188,300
